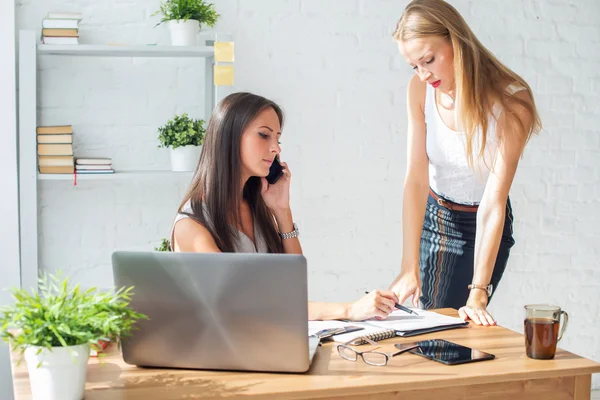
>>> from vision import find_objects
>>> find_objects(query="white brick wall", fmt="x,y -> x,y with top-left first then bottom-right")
14,0 -> 600,388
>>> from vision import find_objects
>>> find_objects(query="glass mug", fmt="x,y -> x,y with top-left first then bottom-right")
524,304 -> 569,360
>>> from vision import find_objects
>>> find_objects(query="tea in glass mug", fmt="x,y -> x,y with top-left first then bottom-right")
524,304 -> 568,360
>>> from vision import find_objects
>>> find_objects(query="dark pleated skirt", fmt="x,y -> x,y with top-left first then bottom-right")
419,189 -> 515,310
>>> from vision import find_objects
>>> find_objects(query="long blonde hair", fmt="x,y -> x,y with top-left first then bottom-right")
393,0 -> 541,166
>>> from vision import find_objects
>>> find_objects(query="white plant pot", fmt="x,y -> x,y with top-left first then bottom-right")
170,145 -> 202,172
24,344 -> 90,400
167,19 -> 199,46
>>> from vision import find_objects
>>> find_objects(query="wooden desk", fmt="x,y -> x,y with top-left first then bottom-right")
9,309 -> 600,399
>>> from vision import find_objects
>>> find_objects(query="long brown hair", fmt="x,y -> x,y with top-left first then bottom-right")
178,92 -> 284,253
393,0 -> 542,167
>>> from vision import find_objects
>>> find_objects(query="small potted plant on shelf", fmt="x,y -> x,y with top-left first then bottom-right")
158,112 -> 206,172
0,272 -> 147,400
153,0 -> 220,46
155,238 -> 172,252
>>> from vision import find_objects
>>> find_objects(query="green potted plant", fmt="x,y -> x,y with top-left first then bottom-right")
0,272 -> 147,400
154,0 -> 219,46
158,112 -> 206,172
155,238 -> 172,252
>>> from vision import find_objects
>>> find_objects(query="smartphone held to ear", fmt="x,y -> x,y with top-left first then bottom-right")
266,157 -> 284,184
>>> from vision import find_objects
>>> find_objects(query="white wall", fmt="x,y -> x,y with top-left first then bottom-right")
13,0 -> 600,389
0,0 -> 19,396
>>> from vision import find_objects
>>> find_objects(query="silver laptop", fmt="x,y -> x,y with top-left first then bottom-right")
112,251 -> 319,373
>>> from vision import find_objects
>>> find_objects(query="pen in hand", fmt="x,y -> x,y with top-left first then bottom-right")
364,291 -> 417,315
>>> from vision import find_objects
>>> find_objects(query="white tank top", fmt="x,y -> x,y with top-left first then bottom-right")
424,84 -> 524,205
170,201 -> 269,253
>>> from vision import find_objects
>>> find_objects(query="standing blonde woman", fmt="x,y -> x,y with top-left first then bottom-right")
388,0 -> 541,326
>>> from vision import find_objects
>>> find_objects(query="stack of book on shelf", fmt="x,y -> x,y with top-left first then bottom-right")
41,12 -> 82,45
37,125 -> 74,174
75,158 -> 114,174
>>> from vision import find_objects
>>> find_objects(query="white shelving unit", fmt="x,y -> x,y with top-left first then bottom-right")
18,30 -> 232,290
37,44 -> 215,58
37,171 -> 195,180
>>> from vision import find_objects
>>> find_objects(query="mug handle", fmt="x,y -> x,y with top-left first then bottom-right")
557,310 -> 569,342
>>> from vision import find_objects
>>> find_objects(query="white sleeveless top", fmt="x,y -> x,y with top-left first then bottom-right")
170,201 -> 269,253
424,84 -> 524,205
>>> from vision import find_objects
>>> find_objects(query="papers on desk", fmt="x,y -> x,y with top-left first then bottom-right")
308,309 -> 468,343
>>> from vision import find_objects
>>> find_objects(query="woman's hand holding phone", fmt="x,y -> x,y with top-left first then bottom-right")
266,157 -> 284,185
261,159 -> 291,213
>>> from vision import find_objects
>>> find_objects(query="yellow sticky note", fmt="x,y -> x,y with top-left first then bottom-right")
214,41 -> 235,62
214,65 -> 234,86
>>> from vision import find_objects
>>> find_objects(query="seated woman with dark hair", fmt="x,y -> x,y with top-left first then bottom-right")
171,92 -> 397,321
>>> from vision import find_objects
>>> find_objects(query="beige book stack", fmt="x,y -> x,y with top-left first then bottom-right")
41,12 -> 82,45
75,158 -> 114,174
37,125 -> 74,174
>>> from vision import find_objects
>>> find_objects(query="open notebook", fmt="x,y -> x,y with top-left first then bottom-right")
308,308 -> 468,344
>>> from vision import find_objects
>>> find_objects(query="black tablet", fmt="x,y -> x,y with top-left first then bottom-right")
397,339 -> 495,365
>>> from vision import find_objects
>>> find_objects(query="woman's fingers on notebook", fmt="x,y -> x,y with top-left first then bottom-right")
379,290 -> 400,304
375,302 -> 393,315
371,292 -> 393,316
413,287 -> 421,308
399,288 -> 418,308
371,290 -> 396,314
392,285 -> 407,304
389,271 -> 421,307
350,292 -> 393,320
368,303 -> 388,320
378,296 -> 396,314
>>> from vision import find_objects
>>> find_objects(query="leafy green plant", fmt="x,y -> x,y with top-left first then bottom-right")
153,0 -> 219,27
155,238 -> 172,252
0,272 -> 148,355
158,113 -> 206,149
